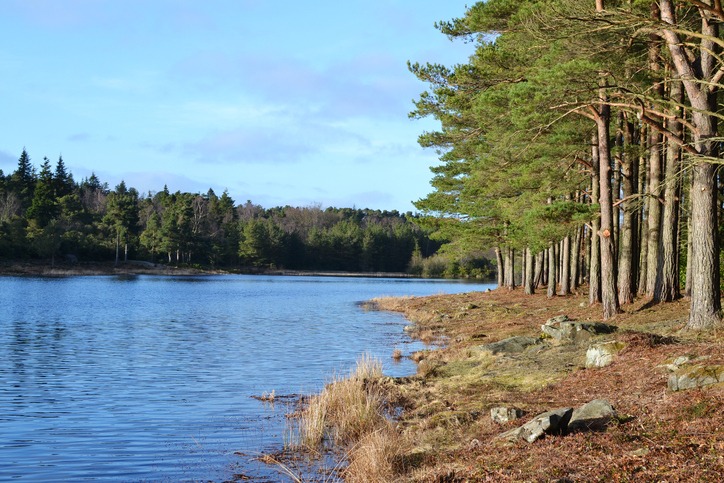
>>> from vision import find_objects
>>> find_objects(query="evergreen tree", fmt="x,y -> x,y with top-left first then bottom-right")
10,149 -> 35,211
27,157 -> 58,227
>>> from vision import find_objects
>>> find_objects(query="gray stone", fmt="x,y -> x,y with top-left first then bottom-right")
585,341 -> 626,368
568,399 -> 617,432
490,406 -> 524,424
494,407 -> 573,444
668,365 -> 724,391
542,318 -> 617,344
518,407 -> 573,443
478,336 -> 542,355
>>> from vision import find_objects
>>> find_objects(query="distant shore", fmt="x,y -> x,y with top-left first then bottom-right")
0,260 -> 222,277
0,260 -> 432,279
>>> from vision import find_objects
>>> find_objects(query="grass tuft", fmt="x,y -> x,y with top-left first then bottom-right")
291,353 -> 387,451
342,424 -> 411,482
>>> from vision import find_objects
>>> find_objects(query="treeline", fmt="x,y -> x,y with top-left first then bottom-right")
0,149 -> 495,276
411,0 -> 723,329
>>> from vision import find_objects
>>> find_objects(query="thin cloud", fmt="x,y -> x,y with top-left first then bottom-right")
68,133 -> 91,142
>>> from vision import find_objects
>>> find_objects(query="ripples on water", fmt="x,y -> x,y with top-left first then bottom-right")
0,275 -> 494,481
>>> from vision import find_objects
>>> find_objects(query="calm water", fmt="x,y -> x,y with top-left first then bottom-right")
0,274 -> 494,481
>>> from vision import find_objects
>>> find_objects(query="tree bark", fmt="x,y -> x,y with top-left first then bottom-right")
524,247 -> 535,295
654,78 -> 683,302
644,130 -> 663,298
595,94 -> 620,319
660,0 -> 722,329
589,134 -> 602,305
571,224 -> 582,291
561,234 -> 571,295
495,246 -> 504,288
637,145 -> 649,295
547,241 -> 557,298
534,250 -> 544,288
617,113 -> 638,303
504,247 -> 516,290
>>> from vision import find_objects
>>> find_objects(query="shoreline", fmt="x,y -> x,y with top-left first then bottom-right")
286,287 -> 723,481
0,260 -> 495,282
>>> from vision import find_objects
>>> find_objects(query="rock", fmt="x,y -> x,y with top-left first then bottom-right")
659,354 -> 710,372
496,400 -> 620,443
497,425 -> 525,443
585,341 -> 626,368
546,315 -> 570,324
568,399 -> 617,432
490,406 -> 524,424
518,407 -> 573,443
542,318 -> 617,344
668,364 -> 724,391
497,407 -> 573,443
478,336 -> 543,355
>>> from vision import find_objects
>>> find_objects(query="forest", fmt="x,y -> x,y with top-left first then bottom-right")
410,0 -> 723,330
0,150 -> 496,278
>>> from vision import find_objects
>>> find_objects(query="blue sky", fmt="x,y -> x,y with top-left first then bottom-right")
0,0 -> 472,212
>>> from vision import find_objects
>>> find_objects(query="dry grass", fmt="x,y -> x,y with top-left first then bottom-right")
291,354 -> 387,450
343,424 -> 411,483
392,348 -> 403,360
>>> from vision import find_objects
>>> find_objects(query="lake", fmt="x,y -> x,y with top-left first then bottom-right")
0,274 -> 495,481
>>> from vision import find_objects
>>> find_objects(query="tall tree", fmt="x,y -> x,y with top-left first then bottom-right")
658,0 -> 721,329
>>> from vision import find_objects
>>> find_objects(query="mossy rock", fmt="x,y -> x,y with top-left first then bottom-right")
668,364 -> 724,391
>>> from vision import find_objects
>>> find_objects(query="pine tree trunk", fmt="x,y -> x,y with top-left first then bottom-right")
612,157 -> 621,252
547,241 -> 557,298
589,134 -> 602,305
561,235 -> 571,295
644,132 -> 662,298
595,98 -> 620,319
637,131 -> 649,295
640,2 -> 660,297
654,79 -> 683,302
660,0 -> 721,329
617,114 -> 638,304
534,250 -> 544,288
495,246 -> 504,288
571,224 -> 581,291
583,225 -> 590,286
524,247 -> 535,295
504,247 -> 515,290
685,187 -> 693,298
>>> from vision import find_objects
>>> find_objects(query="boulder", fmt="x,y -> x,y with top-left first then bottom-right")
497,407 -> 573,443
568,399 -> 617,432
490,406 -> 524,424
585,341 -> 626,368
542,317 -> 617,344
668,365 -> 724,391
478,336 -> 542,355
